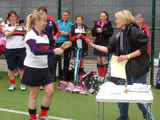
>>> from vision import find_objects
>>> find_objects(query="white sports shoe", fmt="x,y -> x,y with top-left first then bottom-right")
20,84 -> 26,91
8,84 -> 16,91
98,77 -> 104,83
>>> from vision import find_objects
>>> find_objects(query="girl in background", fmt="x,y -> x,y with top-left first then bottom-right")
69,15 -> 89,76
92,11 -> 113,81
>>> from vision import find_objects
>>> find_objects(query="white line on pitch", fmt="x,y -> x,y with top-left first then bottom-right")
0,108 -> 75,120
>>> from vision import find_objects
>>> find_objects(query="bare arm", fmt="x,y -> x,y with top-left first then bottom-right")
93,44 -> 108,53
85,39 -> 108,53
54,41 -> 72,55
5,24 -> 18,37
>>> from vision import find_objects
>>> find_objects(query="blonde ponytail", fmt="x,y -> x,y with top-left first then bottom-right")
26,14 -> 33,31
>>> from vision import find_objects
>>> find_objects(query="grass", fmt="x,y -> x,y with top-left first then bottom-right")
0,71 -> 160,120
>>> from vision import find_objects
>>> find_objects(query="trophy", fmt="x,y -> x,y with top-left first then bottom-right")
86,29 -> 92,40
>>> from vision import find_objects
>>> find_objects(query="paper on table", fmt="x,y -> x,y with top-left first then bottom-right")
111,55 -> 128,79
127,84 -> 151,92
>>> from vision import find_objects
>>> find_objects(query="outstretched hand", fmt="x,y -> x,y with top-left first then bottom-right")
61,41 -> 72,49
85,38 -> 95,48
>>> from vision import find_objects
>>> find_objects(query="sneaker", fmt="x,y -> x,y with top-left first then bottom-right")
98,77 -> 104,83
39,116 -> 49,120
20,84 -> 26,91
8,84 -> 16,91
40,86 -> 44,90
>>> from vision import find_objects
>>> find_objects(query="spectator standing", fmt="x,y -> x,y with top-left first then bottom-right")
92,11 -> 113,81
135,13 -> 151,54
37,6 -> 60,82
69,15 -> 89,76
86,10 -> 154,120
56,9 -> 73,81
4,11 -> 26,91
22,10 -> 71,120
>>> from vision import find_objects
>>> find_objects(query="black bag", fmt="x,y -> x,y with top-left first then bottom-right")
85,77 -> 98,93
79,71 -> 98,93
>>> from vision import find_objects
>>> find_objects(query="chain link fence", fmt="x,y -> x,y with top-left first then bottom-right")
0,0 -> 160,85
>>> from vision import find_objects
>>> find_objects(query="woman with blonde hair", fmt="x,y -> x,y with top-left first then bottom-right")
86,10 -> 154,120
22,10 -> 71,120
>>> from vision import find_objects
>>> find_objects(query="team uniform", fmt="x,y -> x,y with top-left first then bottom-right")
22,28 -> 55,86
4,24 -> 26,70
69,24 -> 88,57
69,24 -> 88,75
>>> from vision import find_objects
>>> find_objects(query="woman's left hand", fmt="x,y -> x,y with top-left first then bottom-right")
117,55 -> 128,62
54,48 -> 64,55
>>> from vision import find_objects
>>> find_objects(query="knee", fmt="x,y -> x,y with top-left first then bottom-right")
30,94 -> 38,101
45,88 -> 54,98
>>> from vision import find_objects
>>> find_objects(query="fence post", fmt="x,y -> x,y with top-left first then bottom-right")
150,0 -> 156,85
58,0 -> 61,20
58,0 -> 62,78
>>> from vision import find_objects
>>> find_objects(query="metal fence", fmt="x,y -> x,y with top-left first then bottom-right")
0,0 -> 159,85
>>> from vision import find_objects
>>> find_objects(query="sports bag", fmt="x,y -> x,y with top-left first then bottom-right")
0,37 -> 6,56
79,71 -> 98,94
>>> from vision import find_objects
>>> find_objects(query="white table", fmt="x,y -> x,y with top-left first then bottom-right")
96,83 -> 153,120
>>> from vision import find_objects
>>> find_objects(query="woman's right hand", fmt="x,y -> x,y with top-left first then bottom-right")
15,23 -> 19,29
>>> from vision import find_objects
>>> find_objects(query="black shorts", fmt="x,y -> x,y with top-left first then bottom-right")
5,48 -> 26,70
22,66 -> 53,87
93,48 -> 108,56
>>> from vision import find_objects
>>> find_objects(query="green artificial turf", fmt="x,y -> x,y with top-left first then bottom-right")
0,72 -> 160,120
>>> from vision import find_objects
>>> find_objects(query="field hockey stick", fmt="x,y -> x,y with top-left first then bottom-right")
74,47 -> 82,85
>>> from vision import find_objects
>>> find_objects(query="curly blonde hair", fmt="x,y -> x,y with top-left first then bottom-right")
115,10 -> 135,25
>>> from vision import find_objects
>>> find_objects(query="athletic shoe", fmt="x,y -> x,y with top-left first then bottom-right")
20,84 -> 26,91
40,86 -> 44,90
98,77 -> 104,83
39,116 -> 49,120
8,84 -> 16,91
